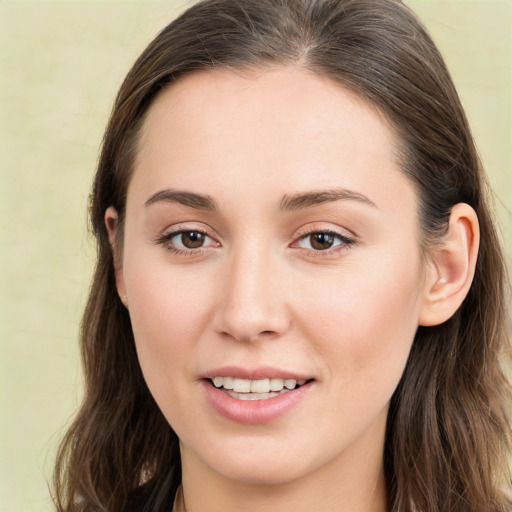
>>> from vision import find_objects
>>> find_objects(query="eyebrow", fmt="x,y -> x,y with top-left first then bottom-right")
279,188 -> 377,211
144,187 -> 377,212
145,189 -> 218,211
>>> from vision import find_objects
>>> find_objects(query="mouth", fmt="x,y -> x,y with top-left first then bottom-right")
207,377 -> 313,401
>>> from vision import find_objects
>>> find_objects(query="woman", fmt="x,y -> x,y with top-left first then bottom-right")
53,0 -> 511,511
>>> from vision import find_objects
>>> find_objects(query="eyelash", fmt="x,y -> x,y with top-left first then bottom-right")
154,226 -> 219,256
291,228 -> 355,257
155,226 -> 355,257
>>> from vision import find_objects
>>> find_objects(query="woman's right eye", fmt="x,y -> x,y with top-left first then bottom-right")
172,230 -> 209,249
156,229 -> 219,254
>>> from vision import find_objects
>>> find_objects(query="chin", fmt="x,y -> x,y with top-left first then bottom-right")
197,442 -> 320,486
214,460 -> 307,486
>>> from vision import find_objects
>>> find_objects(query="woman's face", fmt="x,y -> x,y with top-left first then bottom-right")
113,67 -> 432,485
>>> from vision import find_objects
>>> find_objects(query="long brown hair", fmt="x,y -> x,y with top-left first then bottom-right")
53,1 -> 511,510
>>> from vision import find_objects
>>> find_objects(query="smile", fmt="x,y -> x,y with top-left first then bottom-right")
210,377 -> 308,400
203,373 -> 314,424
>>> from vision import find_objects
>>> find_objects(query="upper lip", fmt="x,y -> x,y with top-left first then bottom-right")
201,365 -> 314,381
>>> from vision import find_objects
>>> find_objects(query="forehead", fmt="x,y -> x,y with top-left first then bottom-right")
130,66 -> 412,212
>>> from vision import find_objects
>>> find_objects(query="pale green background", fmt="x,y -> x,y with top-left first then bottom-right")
0,1 -> 510,511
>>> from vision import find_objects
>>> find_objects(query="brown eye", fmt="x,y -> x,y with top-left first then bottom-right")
309,232 -> 335,250
295,230 -> 353,253
179,231 -> 206,249
156,228 -> 219,255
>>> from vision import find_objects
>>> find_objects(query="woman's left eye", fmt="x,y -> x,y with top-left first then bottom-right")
294,231 -> 353,252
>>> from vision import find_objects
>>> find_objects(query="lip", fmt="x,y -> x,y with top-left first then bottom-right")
201,365 -> 312,381
201,366 -> 315,425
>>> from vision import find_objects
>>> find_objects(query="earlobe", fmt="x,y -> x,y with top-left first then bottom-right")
105,206 -> 127,306
419,203 -> 479,327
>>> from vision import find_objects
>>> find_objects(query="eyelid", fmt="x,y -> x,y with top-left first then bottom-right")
293,223 -> 356,242
155,223 -> 221,254
290,224 -> 356,255
160,222 -> 216,238
154,222 -> 356,257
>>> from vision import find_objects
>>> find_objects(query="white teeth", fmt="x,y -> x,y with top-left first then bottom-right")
233,378 -> 251,393
284,379 -> 297,390
222,376 -> 234,390
250,379 -> 270,393
229,391 -> 281,400
211,376 -> 307,393
269,378 -> 285,391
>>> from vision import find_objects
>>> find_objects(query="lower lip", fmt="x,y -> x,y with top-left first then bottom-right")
202,380 -> 313,425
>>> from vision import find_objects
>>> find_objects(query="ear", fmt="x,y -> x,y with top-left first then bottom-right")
105,206 -> 128,307
419,203 -> 480,326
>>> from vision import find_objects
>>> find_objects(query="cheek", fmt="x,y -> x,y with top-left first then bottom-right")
122,252 -> 217,388
124,262 -> 221,433
294,251 -> 423,395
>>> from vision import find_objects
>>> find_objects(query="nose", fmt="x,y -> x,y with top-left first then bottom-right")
213,246 -> 291,343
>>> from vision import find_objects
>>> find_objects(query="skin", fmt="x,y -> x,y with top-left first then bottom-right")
106,67 -> 479,512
